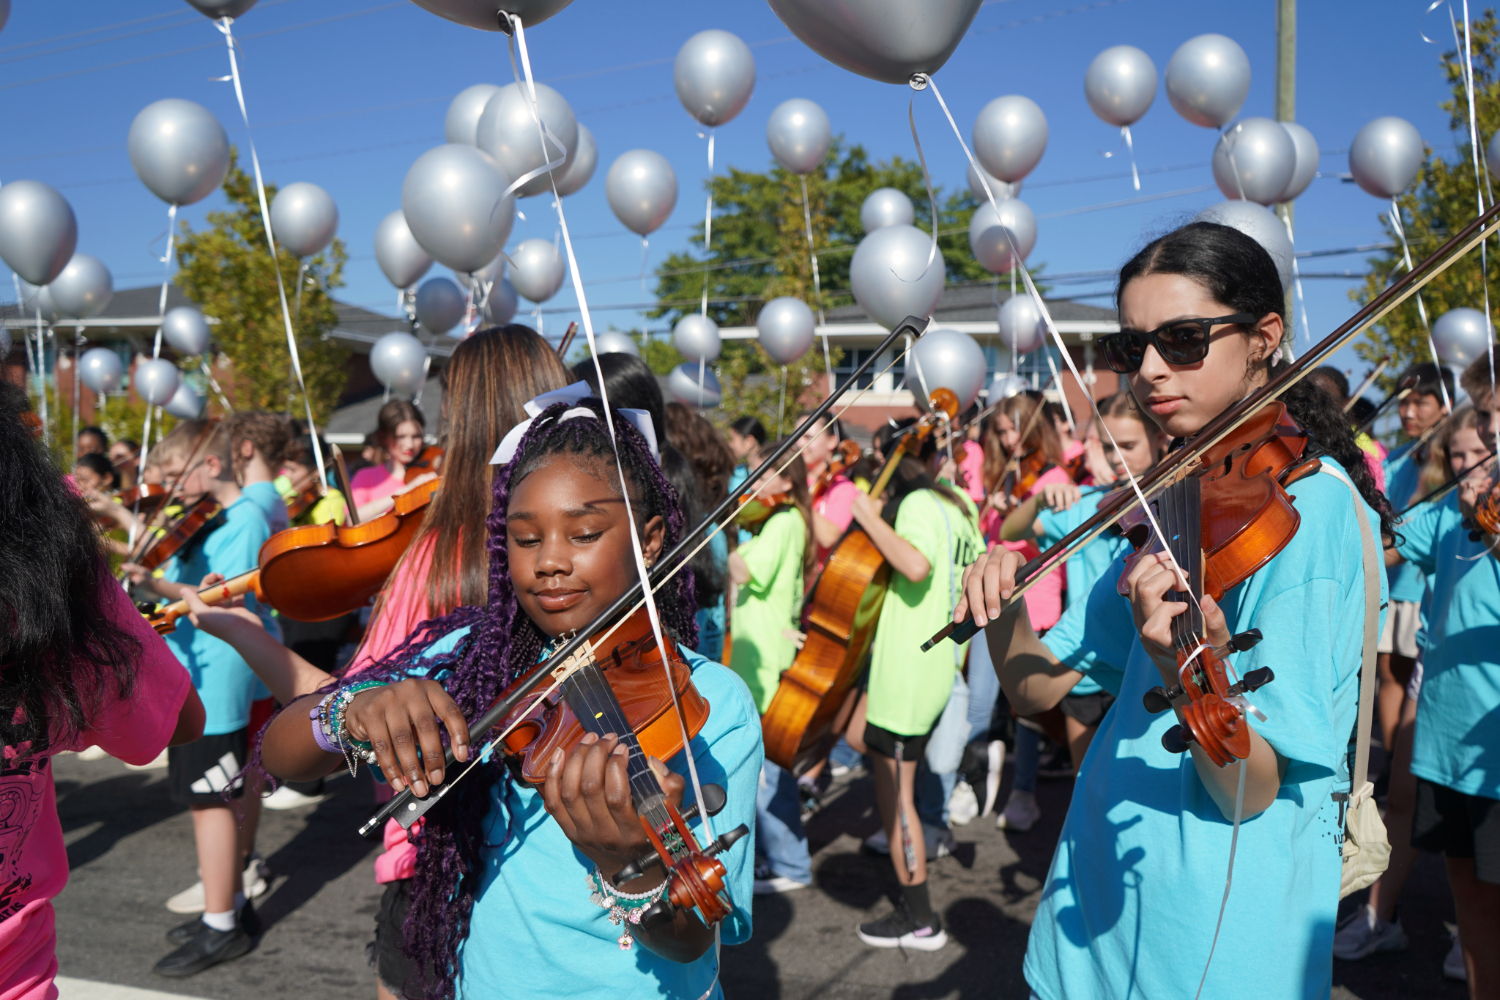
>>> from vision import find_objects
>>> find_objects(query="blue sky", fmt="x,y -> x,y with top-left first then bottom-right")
0,0 -> 1472,379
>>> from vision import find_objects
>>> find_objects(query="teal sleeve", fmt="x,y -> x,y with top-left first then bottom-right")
1041,558 -> 1133,695
1395,501 -> 1443,574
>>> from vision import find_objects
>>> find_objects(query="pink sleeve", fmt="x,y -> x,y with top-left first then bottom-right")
1062,440 -> 1085,463
347,538 -> 439,676
350,467 -> 395,510
959,441 -> 986,502
65,574 -> 192,764
815,479 -> 859,533
1024,465 -> 1073,497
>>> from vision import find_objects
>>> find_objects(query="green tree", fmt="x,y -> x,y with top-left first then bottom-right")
175,153 -> 350,418
1353,10 -> 1500,391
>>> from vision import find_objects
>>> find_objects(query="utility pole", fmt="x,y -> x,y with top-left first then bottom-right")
1276,0 -> 1297,357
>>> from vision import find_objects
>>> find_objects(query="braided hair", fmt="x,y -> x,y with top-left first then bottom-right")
352,396 -> 696,1000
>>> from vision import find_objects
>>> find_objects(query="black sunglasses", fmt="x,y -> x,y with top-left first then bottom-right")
1097,314 -> 1258,374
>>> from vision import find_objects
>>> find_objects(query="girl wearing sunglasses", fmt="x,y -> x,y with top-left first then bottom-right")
954,221 -> 1397,1000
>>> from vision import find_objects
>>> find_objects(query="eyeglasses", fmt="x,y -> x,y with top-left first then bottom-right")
1096,314 -> 1258,374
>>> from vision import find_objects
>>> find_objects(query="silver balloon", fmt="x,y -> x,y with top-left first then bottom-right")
1165,34 -> 1251,129
668,363 -> 722,408
756,298 -> 816,364
370,331 -> 427,395
764,0 -> 982,86
509,238 -> 566,303
592,329 -> 640,357
989,371 -> 1026,400
909,328 -> 985,410
1431,308 -> 1494,367
674,30 -> 755,127
445,84 -> 502,146
1349,117 -> 1425,199
270,182 -> 338,257
134,358 -> 181,407
79,347 -> 123,394
401,144 -> 515,274
966,162 -> 1020,202
673,313 -> 722,363
456,255 -> 519,327
482,278 -> 519,327
415,276 -> 466,336
998,295 -> 1045,354
1085,45 -> 1157,128
163,306 -> 211,356
185,0 -> 257,16
554,124 -> 597,197
1489,131 -> 1500,181
1278,122 -> 1319,202
1211,117 -> 1296,206
0,180 -> 78,286
476,82 -> 579,198
860,187 -> 914,232
374,210 -> 433,289
968,198 -> 1036,275
1194,200 -> 1294,293
408,0 -> 573,30
767,98 -> 831,175
973,96 -> 1048,184
163,381 -> 206,419
49,253 -> 113,320
17,280 -> 57,322
127,99 -> 231,207
0,0 -> 10,34
606,150 -> 678,236
850,224 -> 945,331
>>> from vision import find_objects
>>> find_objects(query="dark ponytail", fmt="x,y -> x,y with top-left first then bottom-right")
1118,221 -> 1398,539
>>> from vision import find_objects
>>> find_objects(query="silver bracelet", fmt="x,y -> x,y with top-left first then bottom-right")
586,868 -> 669,951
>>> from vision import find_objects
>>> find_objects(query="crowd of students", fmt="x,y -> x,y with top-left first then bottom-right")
1,218 -> 1498,1000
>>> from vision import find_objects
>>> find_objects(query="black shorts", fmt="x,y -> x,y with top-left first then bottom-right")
862,720 -> 933,762
1059,691 -> 1115,728
168,728 -> 249,806
373,880 -> 434,1000
1411,777 -> 1500,884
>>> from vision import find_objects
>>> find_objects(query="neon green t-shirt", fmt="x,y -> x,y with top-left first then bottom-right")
729,507 -> 806,714
865,488 -> 982,737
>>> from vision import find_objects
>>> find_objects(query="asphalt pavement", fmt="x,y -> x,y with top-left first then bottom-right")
50,750 -> 1466,1000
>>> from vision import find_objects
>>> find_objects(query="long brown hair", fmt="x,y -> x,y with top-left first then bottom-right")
760,441 -> 815,574
406,325 -> 571,614
981,392 -> 1063,493
663,402 -> 734,507
375,399 -> 425,450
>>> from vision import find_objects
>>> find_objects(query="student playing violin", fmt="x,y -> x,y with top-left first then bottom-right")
350,401 -> 437,522
278,434 -> 348,528
957,222 -> 1395,1000
259,396 -> 760,1000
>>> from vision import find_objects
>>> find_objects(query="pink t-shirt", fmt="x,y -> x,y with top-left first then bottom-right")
957,440 -> 985,503
1061,439 -> 1085,464
350,465 -> 404,512
0,576 -> 190,1000
347,537 -> 442,885
984,465 -> 1070,633
811,475 -> 860,577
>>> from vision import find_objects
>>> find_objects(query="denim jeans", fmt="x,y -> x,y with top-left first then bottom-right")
755,759 -> 812,884
916,673 -> 968,828
1013,724 -> 1040,794
966,631 -> 1001,745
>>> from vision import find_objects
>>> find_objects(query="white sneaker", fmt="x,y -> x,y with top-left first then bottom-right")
753,875 -> 810,895
1331,905 -> 1408,961
165,854 -> 269,913
982,741 -> 1005,816
1443,931 -> 1466,982
261,784 -> 328,810
77,745 -> 109,761
948,780 -> 980,826
996,789 -> 1041,832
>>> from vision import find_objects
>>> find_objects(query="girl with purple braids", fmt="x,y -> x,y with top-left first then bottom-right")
258,396 -> 762,1000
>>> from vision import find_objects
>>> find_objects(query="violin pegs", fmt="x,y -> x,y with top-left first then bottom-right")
1142,685 -> 1181,714
1228,629 -> 1263,652
1161,724 -> 1194,755
1237,667 -> 1275,694
704,823 -> 750,859
613,849 -> 665,887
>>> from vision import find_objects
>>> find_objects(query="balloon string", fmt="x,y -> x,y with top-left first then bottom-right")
799,175 -> 825,324
1389,197 -> 1452,413
1456,0 -> 1499,433
1218,124 -> 1247,201
154,203 -> 177,359
701,128 -> 714,317
1041,348 -> 1075,435
200,357 -> 233,413
213,16 -> 327,489
904,86 -> 941,279
1122,125 -> 1140,191
1279,211 -> 1313,357
507,11 -> 717,850
919,70 -> 1195,605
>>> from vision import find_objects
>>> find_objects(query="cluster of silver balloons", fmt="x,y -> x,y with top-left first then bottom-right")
910,328 -> 986,410
1210,117 -> 1319,206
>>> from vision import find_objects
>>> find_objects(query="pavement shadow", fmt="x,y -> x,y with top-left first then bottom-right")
56,767 -> 185,870
254,774 -> 381,933
723,892 -> 796,1000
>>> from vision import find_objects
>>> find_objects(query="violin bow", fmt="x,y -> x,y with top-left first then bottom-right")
925,197 -> 1500,650
555,321 -> 579,360
1344,357 -> 1390,413
361,314 -> 934,837
1353,372 -> 1421,436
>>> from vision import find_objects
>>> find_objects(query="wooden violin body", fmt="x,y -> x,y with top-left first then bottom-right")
135,497 -> 222,571
735,491 -> 794,530
116,483 -> 170,515
405,444 -> 443,484
285,483 -> 324,522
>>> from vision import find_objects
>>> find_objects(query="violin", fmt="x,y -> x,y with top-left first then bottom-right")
144,477 -> 441,632
1001,448 -> 1052,501
405,444 -> 444,484
734,490 -> 794,530
285,482 -> 324,522
812,439 -> 862,500
132,497 -> 224,572
115,483 -> 170,515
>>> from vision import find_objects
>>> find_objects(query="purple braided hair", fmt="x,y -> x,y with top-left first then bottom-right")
336,397 -> 697,1000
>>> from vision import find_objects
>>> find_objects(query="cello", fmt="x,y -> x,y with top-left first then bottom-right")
760,388 -> 959,773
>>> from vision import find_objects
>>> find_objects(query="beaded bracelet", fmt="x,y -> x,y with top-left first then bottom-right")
587,869 -> 669,951
311,680 -> 385,777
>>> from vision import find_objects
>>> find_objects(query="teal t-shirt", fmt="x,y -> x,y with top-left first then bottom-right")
405,626 -> 762,999
161,492 -> 279,734
1395,493 -> 1500,800
1028,462 -> 1385,1000
240,480 -> 289,535
1384,440 -> 1429,605
1034,487 -> 1128,698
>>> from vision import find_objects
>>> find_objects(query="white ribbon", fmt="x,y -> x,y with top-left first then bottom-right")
1388,198 -> 1452,413
699,128 -> 715,317
213,16 -> 327,489
1455,1 -> 1499,431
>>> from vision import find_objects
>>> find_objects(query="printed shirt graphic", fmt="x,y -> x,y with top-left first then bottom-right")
0,575 -> 189,1000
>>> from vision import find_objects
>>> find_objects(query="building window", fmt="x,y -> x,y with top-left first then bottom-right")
834,347 -> 904,391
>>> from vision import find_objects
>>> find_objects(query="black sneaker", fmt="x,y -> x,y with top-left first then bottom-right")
153,922 -> 254,977
856,905 -> 948,951
165,901 -> 261,947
